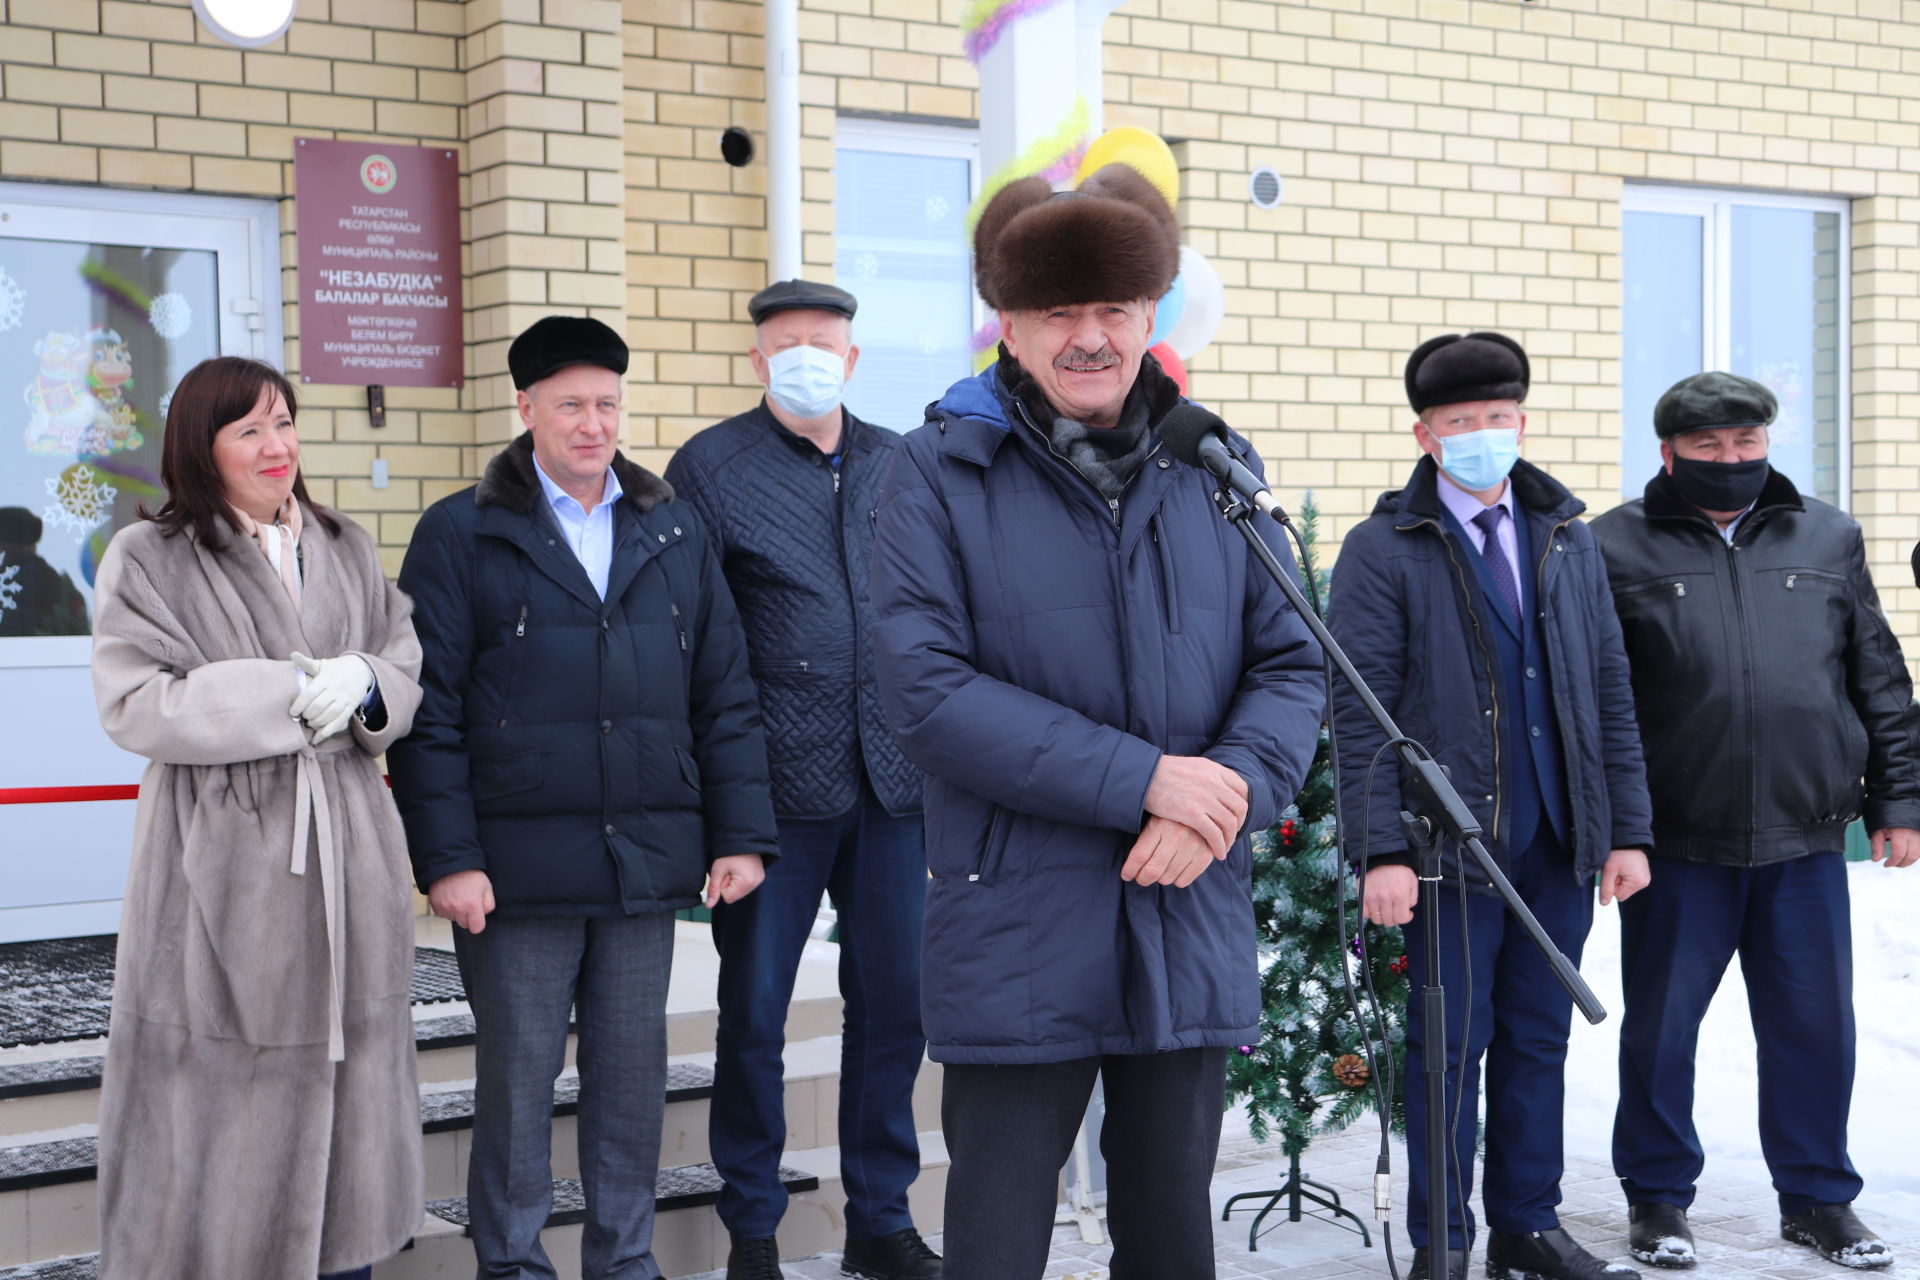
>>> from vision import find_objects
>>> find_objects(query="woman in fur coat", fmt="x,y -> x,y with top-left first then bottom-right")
89,356 -> 425,1280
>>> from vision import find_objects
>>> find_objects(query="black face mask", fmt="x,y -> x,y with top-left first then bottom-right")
1669,453 -> 1769,514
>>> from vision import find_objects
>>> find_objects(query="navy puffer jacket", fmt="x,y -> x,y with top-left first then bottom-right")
390,434 -> 778,916
666,403 -> 921,819
870,360 -> 1325,1065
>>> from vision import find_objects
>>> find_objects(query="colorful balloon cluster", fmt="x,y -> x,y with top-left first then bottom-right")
969,123 -> 1230,391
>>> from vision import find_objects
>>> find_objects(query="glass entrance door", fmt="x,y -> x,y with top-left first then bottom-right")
0,182 -> 280,942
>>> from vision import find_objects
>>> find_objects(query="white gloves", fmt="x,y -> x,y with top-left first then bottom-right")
289,652 -> 375,743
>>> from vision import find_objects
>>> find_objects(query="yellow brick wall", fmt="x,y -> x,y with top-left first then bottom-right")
0,0 -> 625,575
620,0 -> 1920,639
6,0 -> 1919,637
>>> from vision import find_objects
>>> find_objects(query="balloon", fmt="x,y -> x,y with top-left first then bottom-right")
1150,342 -> 1189,397
1075,126 -> 1179,209
1163,245 -> 1224,361
1149,271 -> 1186,349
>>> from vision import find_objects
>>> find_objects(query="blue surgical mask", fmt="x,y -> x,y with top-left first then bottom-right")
1437,428 -> 1520,492
765,345 -> 847,419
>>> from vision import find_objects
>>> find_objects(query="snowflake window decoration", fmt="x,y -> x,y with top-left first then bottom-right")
853,252 -> 880,281
925,195 -> 951,223
0,265 -> 24,333
149,291 -> 192,341
44,465 -> 118,539
0,554 -> 21,614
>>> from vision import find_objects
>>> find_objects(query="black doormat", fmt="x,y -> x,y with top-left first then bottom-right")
0,935 -> 468,1049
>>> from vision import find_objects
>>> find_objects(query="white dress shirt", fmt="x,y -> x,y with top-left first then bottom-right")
532,457 -> 623,600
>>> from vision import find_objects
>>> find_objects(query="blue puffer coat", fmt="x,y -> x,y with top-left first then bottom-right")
870,361 -> 1325,1065
390,434 -> 778,916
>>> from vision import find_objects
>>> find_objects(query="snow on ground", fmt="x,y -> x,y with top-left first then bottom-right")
1562,857 -> 1920,1220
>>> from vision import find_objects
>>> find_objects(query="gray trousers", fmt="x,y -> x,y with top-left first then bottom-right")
454,912 -> 675,1280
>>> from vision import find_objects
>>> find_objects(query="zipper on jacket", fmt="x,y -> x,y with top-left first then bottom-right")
515,604 -> 527,638
1726,537 -> 1757,863
670,602 -> 687,651
1151,514 -> 1181,633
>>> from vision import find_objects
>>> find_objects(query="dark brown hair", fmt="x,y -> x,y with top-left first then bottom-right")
142,356 -> 339,546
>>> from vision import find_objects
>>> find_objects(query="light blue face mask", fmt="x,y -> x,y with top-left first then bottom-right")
1438,427 -> 1520,492
765,344 -> 847,419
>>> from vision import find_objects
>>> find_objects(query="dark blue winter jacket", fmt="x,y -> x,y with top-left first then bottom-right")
389,434 -> 778,916
1327,456 -> 1653,888
665,402 -> 922,820
870,360 -> 1325,1065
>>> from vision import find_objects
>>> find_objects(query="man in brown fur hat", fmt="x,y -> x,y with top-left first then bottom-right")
869,167 -> 1326,1278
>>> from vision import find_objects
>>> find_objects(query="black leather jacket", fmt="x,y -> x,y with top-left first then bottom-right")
1592,468 -> 1920,865
667,401 -> 922,820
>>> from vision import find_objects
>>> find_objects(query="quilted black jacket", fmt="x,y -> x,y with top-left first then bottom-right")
667,401 -> 922,819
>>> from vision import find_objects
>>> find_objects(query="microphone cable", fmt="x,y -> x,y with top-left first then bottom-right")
1276,506 -> 1480,1280
1274,507 -> 1408,1280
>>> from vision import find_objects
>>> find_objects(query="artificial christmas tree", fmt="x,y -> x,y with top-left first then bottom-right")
1223,497 -> 1410,1249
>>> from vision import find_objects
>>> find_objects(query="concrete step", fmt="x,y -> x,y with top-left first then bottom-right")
0,1131 -> 953,1280
0,922 -> 847,1139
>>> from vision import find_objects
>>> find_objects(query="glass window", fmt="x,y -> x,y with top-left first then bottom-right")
1620,187 -> 1850,505
834,118 -> 979,432
0,182 -> 280,944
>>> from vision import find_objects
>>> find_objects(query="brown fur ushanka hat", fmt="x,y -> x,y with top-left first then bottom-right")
973,163 -> 1181,313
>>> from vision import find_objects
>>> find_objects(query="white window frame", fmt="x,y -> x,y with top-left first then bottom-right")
1621,184 -> 1852,509
833,114 -> 985,333
0,180 -> 283,672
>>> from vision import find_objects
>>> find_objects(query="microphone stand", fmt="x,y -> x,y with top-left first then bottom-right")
1207,486 -> 1605,1280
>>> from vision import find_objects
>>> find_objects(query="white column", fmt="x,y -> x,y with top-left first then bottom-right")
974,1 -> 1081,181
764,0 -> 802,281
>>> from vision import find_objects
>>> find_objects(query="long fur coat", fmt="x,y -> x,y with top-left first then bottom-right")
89,510 -> 425,1278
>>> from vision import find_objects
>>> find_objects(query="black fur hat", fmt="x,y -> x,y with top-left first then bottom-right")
1652,371 -> 1777,438
508,315 -> 629,391
1404,331 -> 1530,413
973,164 -> 1180,313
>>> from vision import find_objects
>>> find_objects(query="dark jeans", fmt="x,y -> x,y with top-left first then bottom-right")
1402,828 -> 1593,1250
455,912 -> 676,1280
320,1270 -> 371,1280
710,780 -> 927,1239
1613,852 -> 1860,1214
940,1048 -> 1229,1280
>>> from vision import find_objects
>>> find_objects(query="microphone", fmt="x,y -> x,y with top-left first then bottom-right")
1160,403 -> 1288,521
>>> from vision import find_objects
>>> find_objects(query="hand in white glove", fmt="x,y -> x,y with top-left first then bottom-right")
289,652 -> 375,744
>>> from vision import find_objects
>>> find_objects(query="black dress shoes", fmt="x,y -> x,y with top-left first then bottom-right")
1780,1204 -> 1894,1269
726,1235 -> 787,1280
1407,1245 -> 1469,1280
1487,1226 -> 1641,1280
1628,1203 -> 1696,1269
841,1226 -> 943,1279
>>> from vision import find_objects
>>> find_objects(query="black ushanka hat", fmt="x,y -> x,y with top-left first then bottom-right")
1404,331 -> 1530,413
508,315 -> 629,391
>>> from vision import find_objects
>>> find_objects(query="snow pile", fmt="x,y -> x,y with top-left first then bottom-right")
1564,858 -> 1920,1219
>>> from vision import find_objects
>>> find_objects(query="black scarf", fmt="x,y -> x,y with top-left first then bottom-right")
997,348 -> 1168,501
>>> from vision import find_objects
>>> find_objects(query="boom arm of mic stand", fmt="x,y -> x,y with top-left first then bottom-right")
1210,489 -> 1606,1026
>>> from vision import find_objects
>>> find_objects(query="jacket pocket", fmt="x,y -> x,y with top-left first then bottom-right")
751,658 -> 813,675
971,805 -> 1014,885
1151,513 -> 1182,634
473,749 -> 544,799
673,745 -> 702,796
493,603 -> 529,727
